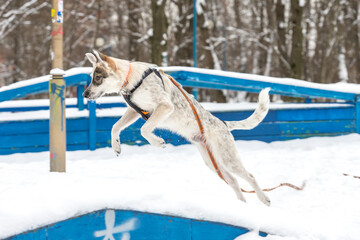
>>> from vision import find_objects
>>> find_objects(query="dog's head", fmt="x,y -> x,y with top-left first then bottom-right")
83,50 -> 120,100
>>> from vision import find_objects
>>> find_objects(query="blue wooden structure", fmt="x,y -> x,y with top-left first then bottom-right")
0,67 -> 359,155
4,209 -> 267,240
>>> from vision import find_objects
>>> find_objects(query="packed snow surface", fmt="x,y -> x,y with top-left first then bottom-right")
0,135 -> 360,239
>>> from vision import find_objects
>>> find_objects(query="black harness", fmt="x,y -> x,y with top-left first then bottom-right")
122,68 -> 164,121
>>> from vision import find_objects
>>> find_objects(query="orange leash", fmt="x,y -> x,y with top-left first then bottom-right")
165,72 -> 306,194
166,74 -> 228,184
121,62 -> 132,89
240,181 -> 306,193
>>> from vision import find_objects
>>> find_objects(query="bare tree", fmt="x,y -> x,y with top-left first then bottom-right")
151,0 -> 168,65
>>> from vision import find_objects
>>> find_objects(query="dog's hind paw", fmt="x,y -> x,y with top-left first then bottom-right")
260,194 -> 271,206
112,138 -> 121,156
149,137 -> 166,148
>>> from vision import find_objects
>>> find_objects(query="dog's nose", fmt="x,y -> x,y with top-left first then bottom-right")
83,90 -> 89,98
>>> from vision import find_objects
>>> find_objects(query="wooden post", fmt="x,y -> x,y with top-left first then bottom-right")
77,85 -> 85,111
356,95 -> 360,134
50,0 -> 66,172
88,100 -> 97,150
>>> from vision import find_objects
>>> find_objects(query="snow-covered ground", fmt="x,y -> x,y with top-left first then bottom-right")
0,134 -> 360,239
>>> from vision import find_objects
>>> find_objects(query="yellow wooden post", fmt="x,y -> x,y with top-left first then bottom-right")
50,0 -> 66,172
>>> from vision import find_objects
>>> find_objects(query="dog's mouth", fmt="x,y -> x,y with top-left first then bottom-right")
85,91 -> 104,100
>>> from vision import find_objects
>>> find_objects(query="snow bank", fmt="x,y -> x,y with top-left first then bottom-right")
0,135 -> 360,239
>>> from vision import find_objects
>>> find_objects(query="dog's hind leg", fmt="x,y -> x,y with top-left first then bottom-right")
140,101 -> 174,148
224,153 -> 271,206
220,168 -> 247,202
111,107 -> 140,156
195,143 -> 247,202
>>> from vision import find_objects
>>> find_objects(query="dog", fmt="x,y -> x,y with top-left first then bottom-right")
83,50 -> 271,206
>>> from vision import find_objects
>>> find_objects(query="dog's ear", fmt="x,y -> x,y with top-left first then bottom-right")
92,50 -> 105,63
85,52 -> 98,65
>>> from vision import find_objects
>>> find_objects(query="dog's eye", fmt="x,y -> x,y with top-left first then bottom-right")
95,76 -> 101,81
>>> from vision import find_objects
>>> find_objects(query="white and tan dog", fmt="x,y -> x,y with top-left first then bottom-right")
83,50 -> 271,206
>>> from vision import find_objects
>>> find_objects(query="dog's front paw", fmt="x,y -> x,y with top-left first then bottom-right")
111,138 -> 121,156
148,137 -> 166,148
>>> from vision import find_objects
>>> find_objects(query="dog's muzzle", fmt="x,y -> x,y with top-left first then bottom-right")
82,90 -> 90,99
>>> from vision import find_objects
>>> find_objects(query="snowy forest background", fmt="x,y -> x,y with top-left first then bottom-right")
0,0 -> 359,102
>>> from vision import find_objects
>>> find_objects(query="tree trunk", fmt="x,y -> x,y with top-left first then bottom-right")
352,0 -> 360,83
127,0 -> 141,61
151,0 -> 168,66
290,0 -> 304,79
276,0 -> 289,76
172,0 -> 192,66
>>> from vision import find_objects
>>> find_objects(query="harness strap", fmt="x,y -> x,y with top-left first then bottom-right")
121,68 -> 164,121
166,74 -> 228,184
123,94 -> 151,120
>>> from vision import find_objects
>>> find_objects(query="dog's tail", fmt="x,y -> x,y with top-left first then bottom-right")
225,88 -> 270,131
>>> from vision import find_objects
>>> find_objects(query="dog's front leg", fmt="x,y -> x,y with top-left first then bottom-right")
140,102 -> 174,148
111,107 -> 140,156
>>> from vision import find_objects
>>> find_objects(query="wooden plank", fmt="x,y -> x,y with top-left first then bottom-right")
0,106 -> 356,154
213,107 -> 355,124
232,120 -> 356,137
232,132 -> 352,142
356,95 -> 360,134
0,146 -> 50,155
0,118 -> 88,135
0,74 -> 90,102
273,106 -> 355,121
88,100 -> 97,150
0,119 -> 355,153
76,85 -> 85,111
0,131 -> 88,148
170,71 -> 357,101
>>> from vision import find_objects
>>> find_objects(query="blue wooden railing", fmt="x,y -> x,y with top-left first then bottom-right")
0,67 -> 359,154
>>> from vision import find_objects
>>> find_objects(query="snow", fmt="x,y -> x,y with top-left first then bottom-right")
299,0 -> 306,7
196,0 -> 206,15
49,68 -> 65,75
338,49 -> 348,83
1,134 -> 360,239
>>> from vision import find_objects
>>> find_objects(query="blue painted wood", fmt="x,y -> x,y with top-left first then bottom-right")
77,85 -> 85,111
0,74 -> 90,102
356,95 -> 360,134
5,209 -> 266,240
88,100 -> 97,150
0,105 -> 357,154
0,102 -> 127,112
212,106 -> 355,123
169,71 -> 357,101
